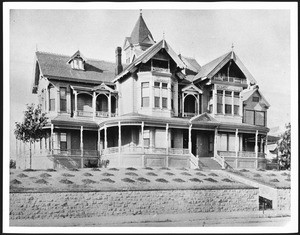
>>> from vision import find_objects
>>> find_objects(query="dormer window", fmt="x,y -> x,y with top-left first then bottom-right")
67,50 -> 86,71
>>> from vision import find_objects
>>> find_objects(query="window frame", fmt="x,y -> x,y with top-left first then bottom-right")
141,82 -> 150,107
60,87 -> 67,112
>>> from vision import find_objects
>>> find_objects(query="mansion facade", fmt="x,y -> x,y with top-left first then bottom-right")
20,13 -> 270,169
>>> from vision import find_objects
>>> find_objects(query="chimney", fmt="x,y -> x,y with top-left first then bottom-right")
115,47 -> 123,75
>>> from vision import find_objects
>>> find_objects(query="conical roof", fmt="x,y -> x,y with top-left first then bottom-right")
130,13 -> 154,45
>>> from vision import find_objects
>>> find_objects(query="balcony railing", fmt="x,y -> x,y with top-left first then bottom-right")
182,112 -> 197,118
77,110 -> 93,117
169,148 -> 190,155
212,76 -> 247,84
96,111 -> 109,117
151,67 -> 170,73
76,110 -> 117,118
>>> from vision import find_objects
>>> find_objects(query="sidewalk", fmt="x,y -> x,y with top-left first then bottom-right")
10,210 -> 291,227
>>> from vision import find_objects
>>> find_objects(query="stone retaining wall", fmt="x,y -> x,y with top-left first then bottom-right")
10,188 -> 258,220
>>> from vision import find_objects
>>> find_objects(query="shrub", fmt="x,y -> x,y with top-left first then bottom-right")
281,172 -> 288,176
144,167 -> 153,170
61,173 -> 75,177
35,179 -> 48,184
181,172 -> 192,176
101,178 -> 115,183
83,172 -> 93,177
165,172 -> 175,176
23,169 -> 36,172
99,160 -> 110,168
10,159 -> 16,169
270,179 -> 279,182
146,172 -> 158,176
204,178 -> 218,183
193,168 -> 202,171
126,167 -> 137,171
285,178 -> 291,182
70,168 -> 79,172
102,172 -> 114,177
222,178 -> 234,183
137,177 -> 150,182
82,179 -> 96,184
178,167 -> 188,171
122,178 -> 135,183
257,168 -> 266,171
239,169 -> 249,172
17,173 -> 28,178
39,173 -> 52,178
253,174 -> 261,177
59,179 -> 73,184
91,168 -> 100,171
108,167 -> 119,171
267,173 -> 277,177
160,167 -> 170,170
46,169 -> 56,172
173,178 -> 185,183
189,178 -> 202,183
155,178 -> 168,183
84,160 -> 98,168
125,172 -> 138,176
11,179 -> 22,184
208,173 -> 218,177
195,172 -> 206,177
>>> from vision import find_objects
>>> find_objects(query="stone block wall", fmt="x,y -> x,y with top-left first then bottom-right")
277,188 -> 291,211
10,188 -> 258,220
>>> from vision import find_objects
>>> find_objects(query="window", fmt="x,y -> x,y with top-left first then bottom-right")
255,111 -> 265,126
152,59 -> 169,71
154,82 -> 160,88
245,110 -> 255,125
252,97 -> 259,102
162,98 -> 168,108
234,92 -> 239,98
60,133 -> 67,151
60,87 -> 67,112
162,83 -> 168,89
171,85 -> 174,110
209,104 -> 213,113
143,130 -> 150,147
49,86 -> 56,111
225,91 -> 231,97
209,135 -> 213,152
141,82 -> 149,107
154,97 -> 160,108
234,105 -> 239,115
225,104 -> 232,114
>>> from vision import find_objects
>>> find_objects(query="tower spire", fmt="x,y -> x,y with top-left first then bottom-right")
140,9 -> 142,16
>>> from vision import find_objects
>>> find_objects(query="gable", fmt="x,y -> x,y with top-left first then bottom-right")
243,89 -> 270,109
190,112 -> 219,123
182,84 -> 203,94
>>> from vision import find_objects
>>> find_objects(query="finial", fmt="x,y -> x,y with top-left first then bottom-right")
163,30 -> 165,40
140,9 -> 142,16
35,43 -> 38,52
231,43 -> 234,51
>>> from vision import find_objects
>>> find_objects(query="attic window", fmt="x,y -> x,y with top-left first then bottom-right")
151,59 -> 169,72
71,58 -> 84,70
252,97 -> 259,102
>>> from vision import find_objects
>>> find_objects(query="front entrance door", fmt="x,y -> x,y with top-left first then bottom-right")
196,131 -> 214,158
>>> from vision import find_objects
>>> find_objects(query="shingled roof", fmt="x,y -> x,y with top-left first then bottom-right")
179,55 -> 201,74
129,13 -> 155,45
35,51 -> 115,84
193,51 -> 257,84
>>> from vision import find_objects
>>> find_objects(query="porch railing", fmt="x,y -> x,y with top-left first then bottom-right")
96,111 -> 109,117
51,149 -> 99,158
189,153 -> 199,169
101,146 -> 190,155
77,110 -> 93,117
77,110 -> 117,118
218,150 -> 266,158
169,148 -> 190,155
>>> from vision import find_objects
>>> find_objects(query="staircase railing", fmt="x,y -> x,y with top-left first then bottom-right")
213,153 -> 233,170
189,153 -> 199,169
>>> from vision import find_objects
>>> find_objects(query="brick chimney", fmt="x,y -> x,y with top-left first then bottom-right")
115,47 -> 123,75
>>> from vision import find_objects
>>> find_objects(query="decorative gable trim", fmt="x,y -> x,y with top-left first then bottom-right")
93,82 -> 117,93
190,112 -> 219,123
182,84 -> 203,94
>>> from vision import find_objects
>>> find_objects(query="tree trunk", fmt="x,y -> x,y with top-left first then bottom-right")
29,141 -> 32,169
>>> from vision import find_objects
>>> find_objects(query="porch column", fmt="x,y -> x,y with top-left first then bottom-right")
104,125 -> 107,149
222,90 -> 225,114
239,92 -> 243,116
235,129 -> 239,168
74,91 -> 78,117
165,123 -> 169,154
98,128 -> 101,155
265,134 -> 268,155
182,93 -> 185,117
260,135 -> 264,154
46,87 -> 50,112
214,127 -> 218,157
188,124 -> 192,154
92,92 -> 96,120
50,123 -> 54,154
108,93 -> 112,117
197,94 -> 200,115
118,121 -> 121,166
141,121 -> 144,150
167,84 -> 172,110
80,126 -> 84,168
255,130 -> 258,158
231,91 -> 234,116
212,86 -> 217,115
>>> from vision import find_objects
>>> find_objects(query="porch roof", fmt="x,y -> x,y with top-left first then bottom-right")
50,116 -> 98,130
218,122 -> 269,134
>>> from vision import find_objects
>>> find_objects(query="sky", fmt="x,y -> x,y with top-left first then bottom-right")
7,5 -> 294,160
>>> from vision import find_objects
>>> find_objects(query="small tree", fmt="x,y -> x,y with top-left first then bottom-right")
14,104 -> 48,169
277,123 -> 291,170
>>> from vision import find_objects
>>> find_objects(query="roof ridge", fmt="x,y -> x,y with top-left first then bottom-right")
36,50 -> 115,64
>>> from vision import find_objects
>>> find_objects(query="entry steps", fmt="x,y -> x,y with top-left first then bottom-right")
198,157 -> 222,170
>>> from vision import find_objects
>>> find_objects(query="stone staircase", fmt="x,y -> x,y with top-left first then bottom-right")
198,157 -> 223,170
